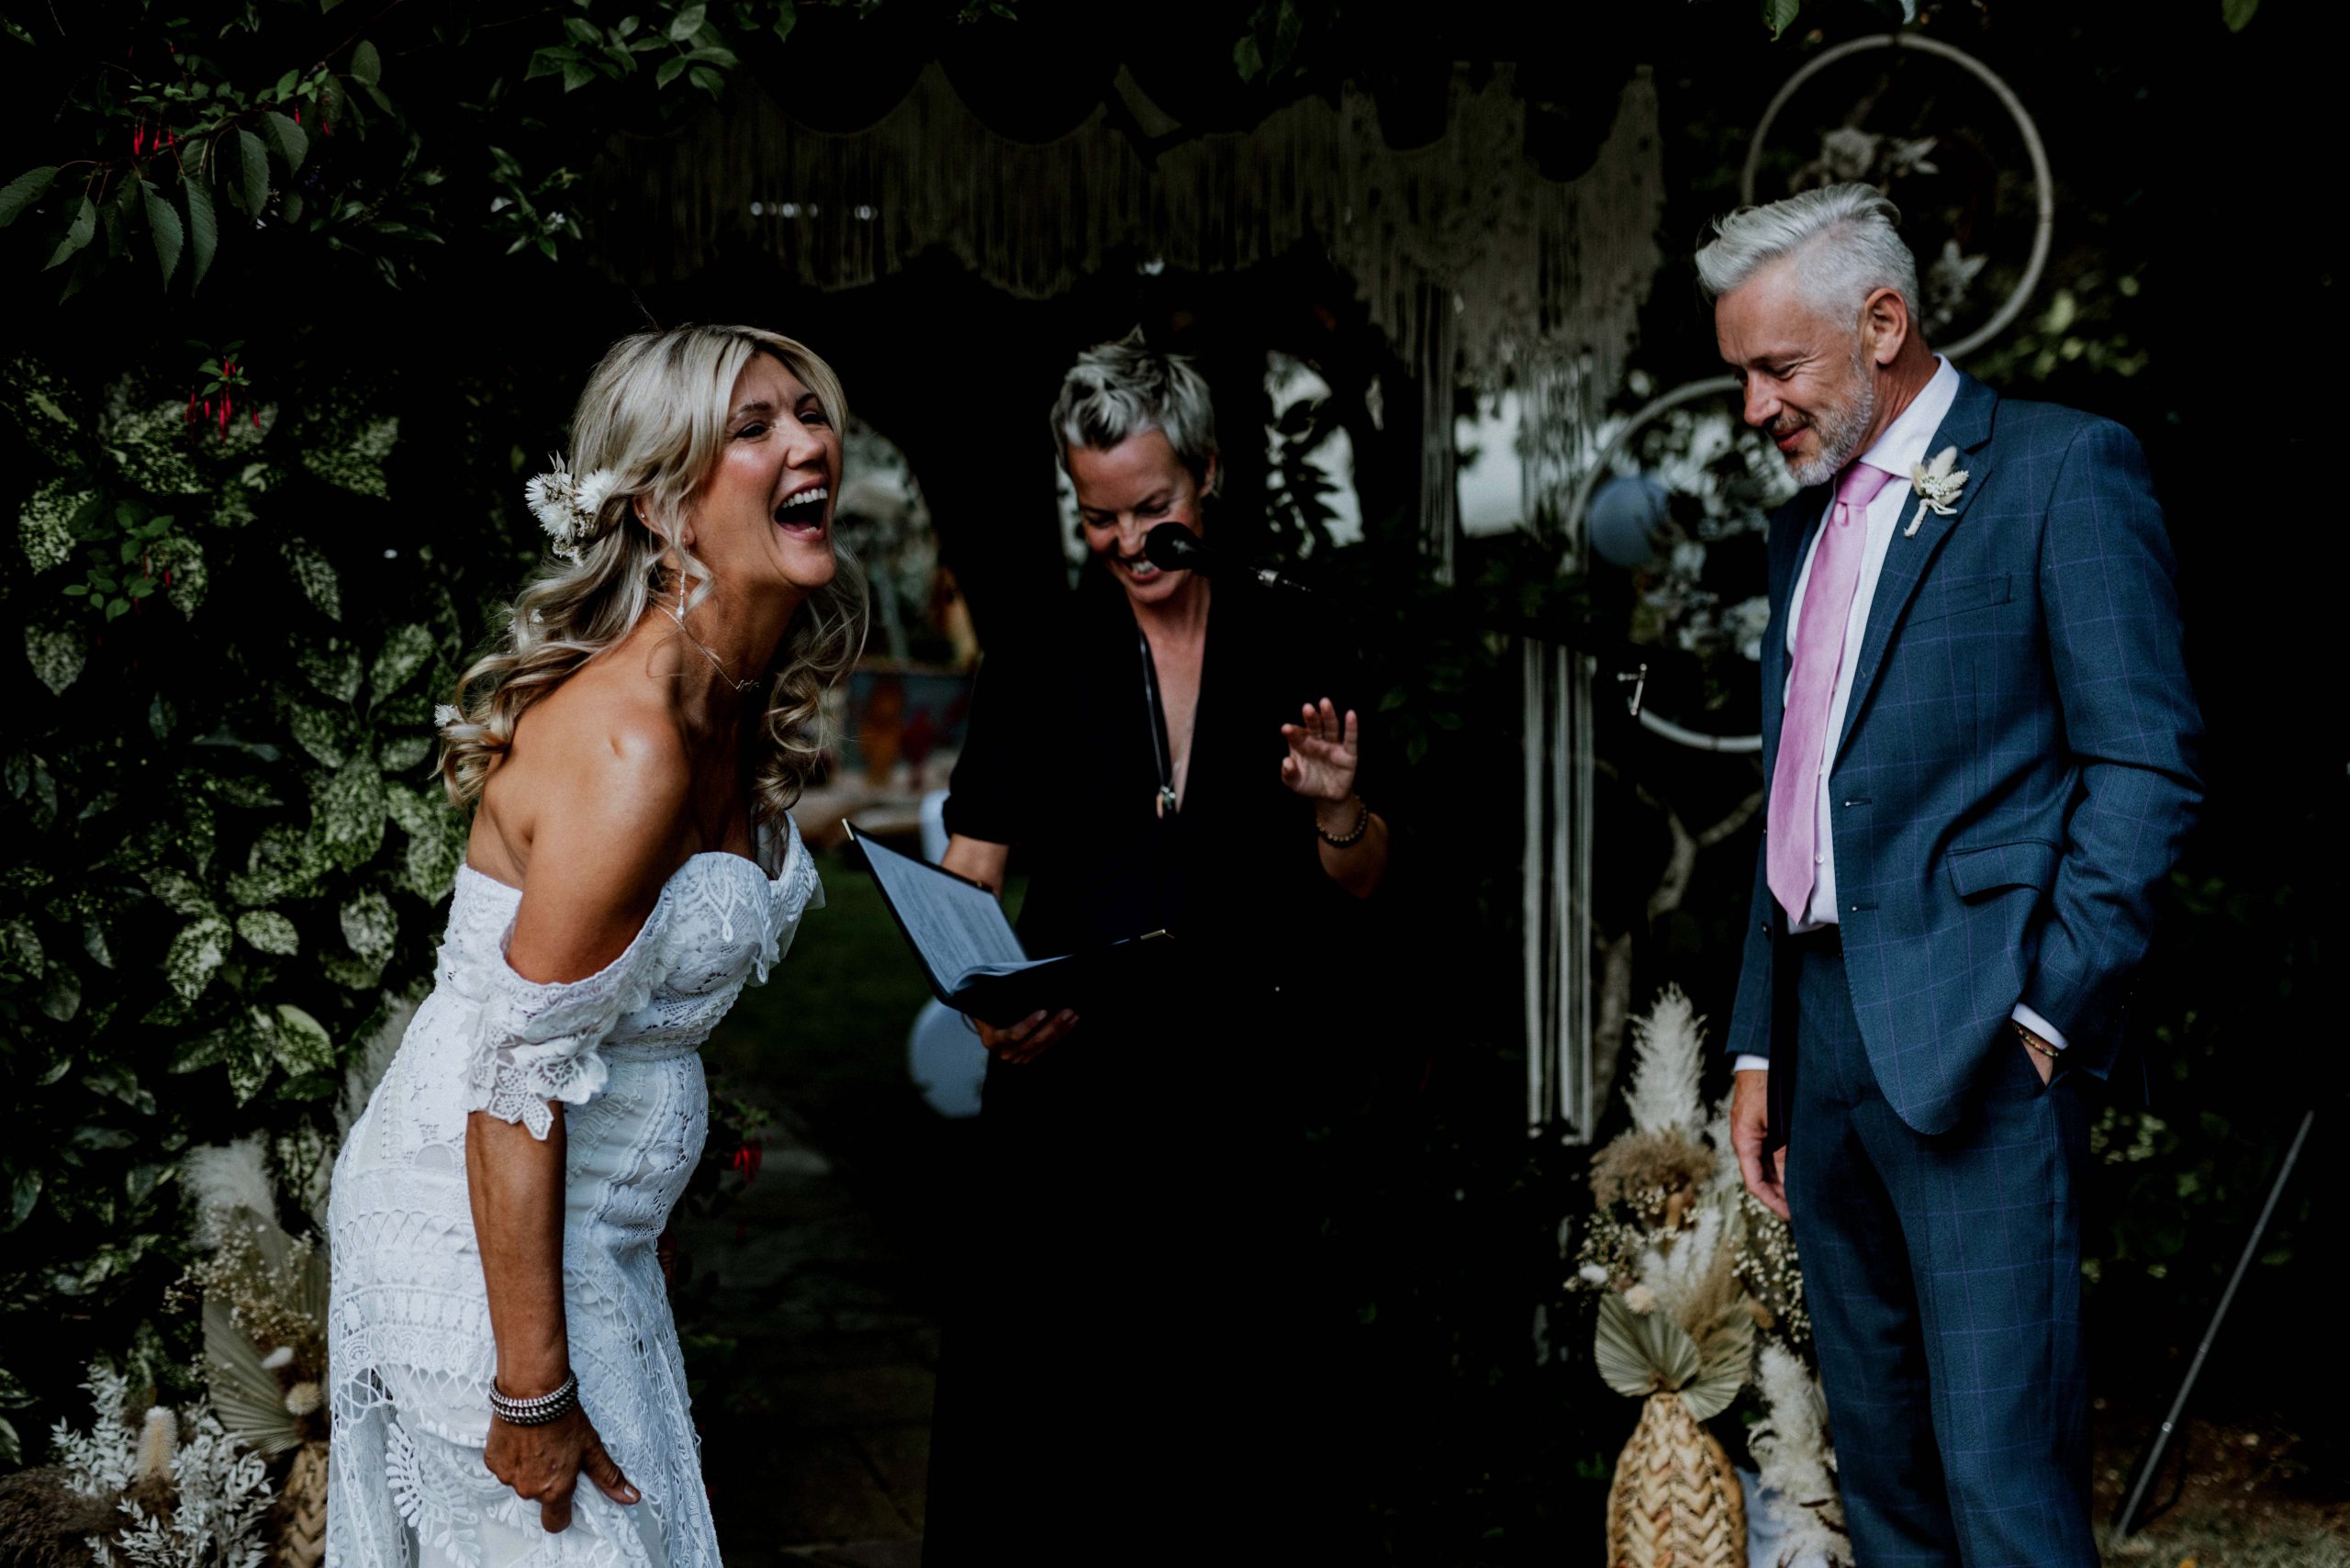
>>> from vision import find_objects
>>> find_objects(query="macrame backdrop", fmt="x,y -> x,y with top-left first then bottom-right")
599,62 -> 1662,434
600,62 -> 1662,1134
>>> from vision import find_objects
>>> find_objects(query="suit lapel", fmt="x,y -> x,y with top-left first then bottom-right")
1830,372 -> 2000,767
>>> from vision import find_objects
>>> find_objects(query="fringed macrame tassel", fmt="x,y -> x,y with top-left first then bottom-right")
599,62 -> 1663,431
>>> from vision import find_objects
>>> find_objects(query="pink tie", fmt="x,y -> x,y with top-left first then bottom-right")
1768,461 -> 1896,924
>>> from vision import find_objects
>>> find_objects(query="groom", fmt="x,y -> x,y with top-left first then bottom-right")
1713,185 -> 2201,1565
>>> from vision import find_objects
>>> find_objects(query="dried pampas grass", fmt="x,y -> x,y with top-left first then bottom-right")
1639,1218 -> 1752,1383
182,1138 -> 276,1254
1750,1342 -> 1850,1565
1590,1129 -> 1716,1220
1623,986 -> 1707,1136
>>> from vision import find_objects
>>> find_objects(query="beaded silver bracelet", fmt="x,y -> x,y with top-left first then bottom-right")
489,1370 -> 579,1427
1316,795 -> 1371,848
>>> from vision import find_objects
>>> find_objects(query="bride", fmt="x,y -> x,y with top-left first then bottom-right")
327,324 -> 867,1568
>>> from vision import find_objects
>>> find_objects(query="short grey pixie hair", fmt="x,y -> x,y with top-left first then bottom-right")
1050,330 -> 1218,486
1695,183 -> 1921,325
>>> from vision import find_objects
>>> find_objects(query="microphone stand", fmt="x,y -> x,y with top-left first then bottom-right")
2111,1106 -> 2314,1539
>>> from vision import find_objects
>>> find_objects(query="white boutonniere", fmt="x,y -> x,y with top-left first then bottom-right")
1905,445 -> 1969,537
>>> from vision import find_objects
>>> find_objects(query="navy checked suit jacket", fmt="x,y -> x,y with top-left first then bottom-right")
1725,372 -> 2203,1136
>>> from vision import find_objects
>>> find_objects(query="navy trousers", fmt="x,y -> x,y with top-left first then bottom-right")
1784,939 -> 2097,1568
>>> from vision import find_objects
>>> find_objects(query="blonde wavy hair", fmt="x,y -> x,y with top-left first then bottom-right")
437,324 -> 869,824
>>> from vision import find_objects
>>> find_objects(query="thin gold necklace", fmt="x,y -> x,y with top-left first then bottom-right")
666,604 -> 763,695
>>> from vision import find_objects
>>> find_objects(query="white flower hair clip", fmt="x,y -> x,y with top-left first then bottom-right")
432,704 -> 464,732
1905,445 -> 1970,537
523,456 -> 621,562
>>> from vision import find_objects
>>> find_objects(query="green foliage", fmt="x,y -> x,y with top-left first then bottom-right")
1262,387 -> 1343,563
1965,278 -> 2153,385
1326,532 -> 1587,776
0,350 -> 486,1426
0,1 -> 811,298
2078,867 -> 2319,1313
1691,0 -> 1915,39
1234,0 -> 1309,84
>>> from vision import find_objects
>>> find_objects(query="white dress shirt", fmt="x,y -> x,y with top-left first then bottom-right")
1735,357 -> 2065,1074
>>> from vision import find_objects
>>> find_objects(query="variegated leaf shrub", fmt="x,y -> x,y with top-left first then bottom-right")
0,353 -> 505,1463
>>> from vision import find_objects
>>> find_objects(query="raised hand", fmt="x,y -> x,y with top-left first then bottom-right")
1280,697 -> 1360,806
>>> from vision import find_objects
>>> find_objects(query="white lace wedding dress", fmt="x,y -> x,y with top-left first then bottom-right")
326,819 -> 822,1568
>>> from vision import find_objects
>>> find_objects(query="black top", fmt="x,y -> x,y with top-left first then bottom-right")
925,563 -> 1382,1556
943,564 -> 1370,1023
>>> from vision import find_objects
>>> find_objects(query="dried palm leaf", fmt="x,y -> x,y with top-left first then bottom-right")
1679,1312 -> 1751,1424
1595,1293 -> 1700,1400
204,1300 -> 303,1459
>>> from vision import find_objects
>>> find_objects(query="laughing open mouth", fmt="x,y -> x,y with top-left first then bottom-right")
775,486 -> 829,531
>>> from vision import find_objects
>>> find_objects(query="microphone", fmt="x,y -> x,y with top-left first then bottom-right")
1141,523 -> 1313,594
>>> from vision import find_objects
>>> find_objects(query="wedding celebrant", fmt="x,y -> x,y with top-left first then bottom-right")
1712,185 -> 2202,1566
919,332 -> 1390,1562
327,324 -> 867,1568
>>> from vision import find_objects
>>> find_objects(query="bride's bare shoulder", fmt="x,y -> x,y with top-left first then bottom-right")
476,657 -> 690,873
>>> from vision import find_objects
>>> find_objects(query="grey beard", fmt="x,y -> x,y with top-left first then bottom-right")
1785,359 -> 1878,487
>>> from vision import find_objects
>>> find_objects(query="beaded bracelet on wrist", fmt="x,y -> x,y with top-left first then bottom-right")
2012,1020 -> 2060,1059
489,1370 -> 579,1427
1316,796 -> 1371,848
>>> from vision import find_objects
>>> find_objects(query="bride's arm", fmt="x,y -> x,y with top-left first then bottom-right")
466,722 -> 689,1531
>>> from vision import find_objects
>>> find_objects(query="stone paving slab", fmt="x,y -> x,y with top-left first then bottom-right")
847,1423 -> 932,1531
674,862 -> 952,1556
705,1427 -> 919,1545
778,1542 -> 926,1568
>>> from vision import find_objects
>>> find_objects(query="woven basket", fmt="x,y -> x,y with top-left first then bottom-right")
273,1440 -> 329,1568
1606,1390 -> 1746,1568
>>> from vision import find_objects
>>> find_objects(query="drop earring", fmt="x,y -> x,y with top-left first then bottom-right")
665,556 -> 759,696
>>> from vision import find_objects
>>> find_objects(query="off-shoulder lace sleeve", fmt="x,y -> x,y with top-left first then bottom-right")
459,893 -> 671,1140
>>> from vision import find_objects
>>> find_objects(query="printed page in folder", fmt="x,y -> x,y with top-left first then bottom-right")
850,828 -> 1027,996
847,823 -> 1178,1027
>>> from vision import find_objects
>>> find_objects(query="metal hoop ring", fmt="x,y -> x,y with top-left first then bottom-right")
1739,31 -> 2054,361
1566,36 -> 2053,754
1561,375 -> 1767,753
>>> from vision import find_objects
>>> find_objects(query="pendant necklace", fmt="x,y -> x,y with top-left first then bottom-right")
668,604 -> 764,695
1136,625 -> 1179,820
